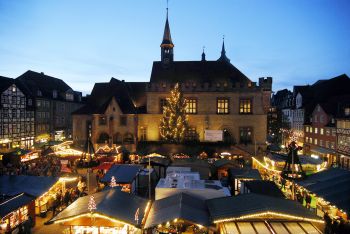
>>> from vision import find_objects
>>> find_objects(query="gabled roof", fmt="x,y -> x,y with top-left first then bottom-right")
0,175 -> 59,197
206,194 -> 321,223
73,78 -> 141,115
0,76 -> 14,93
100,164 -> 143,184
150,61 -> 251,84
144,193 -> 210,228
50,189 -> 149,227
0,193 -> 35,217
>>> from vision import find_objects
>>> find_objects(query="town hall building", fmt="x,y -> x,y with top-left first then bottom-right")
72,10 -> 272,152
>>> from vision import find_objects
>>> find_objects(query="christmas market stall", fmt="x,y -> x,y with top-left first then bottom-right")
0,193 -> 35,233
213,159 -> 241,180
144,193 -> 213,234
0,175 -> 77,216
295,168 -> 350,220
100,164 -> 143,193
48,189 -> 150,234
228,168 -> 262,195
206,193 -> 324,234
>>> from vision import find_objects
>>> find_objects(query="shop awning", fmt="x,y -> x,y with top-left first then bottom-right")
0,175 -> 59,197
144,193 -> 210,229
311,146 -> 335,155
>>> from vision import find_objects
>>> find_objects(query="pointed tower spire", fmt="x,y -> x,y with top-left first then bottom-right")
160,5 -> 174,65
201,46 -> 206,61
217,36 -> 230,63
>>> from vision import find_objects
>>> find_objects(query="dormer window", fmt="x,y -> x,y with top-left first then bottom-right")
28,99 -> 32,106
53,90 -> 57,98
65,93 -> 74,101
345,107 -> 350,116
37,90 -> 42,96
12,86 -> 16,92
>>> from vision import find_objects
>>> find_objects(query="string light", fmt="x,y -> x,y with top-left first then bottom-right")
213,211 -> 324,224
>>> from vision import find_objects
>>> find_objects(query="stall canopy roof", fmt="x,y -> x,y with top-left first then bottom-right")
243,180 -> 285,198
0,193 -> 35,217
296,168 -> 350,213
100,164 -> 143,184
268,153 -> 323,165
229,168 -> 261,180
206,194 -> 320,222
50,188 -> 148,227
0,175 -> 59,197
144,193 -> 210,229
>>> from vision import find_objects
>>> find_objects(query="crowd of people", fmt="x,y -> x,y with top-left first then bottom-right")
0,156 -> 61,177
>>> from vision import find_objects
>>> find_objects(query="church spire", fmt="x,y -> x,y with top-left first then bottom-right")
217,36 -> 230,63
201,46 -> 206,61
160,7 -> 174,65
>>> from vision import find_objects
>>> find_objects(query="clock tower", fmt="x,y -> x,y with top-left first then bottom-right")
160,8 -> 174,65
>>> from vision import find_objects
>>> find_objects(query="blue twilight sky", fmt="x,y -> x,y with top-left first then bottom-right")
0,0 -> 349,94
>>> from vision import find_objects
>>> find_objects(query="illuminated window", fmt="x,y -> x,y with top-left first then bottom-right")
185,127 -> 198,141
305,126 -> 309,133
217,98 -> 229,114
140,127 -> 147,141
320,128 -> 324,135
314,138 -> 318,145
310,127 -> 313,133
159,98 -> 167,113
345,108 -> 350,116
314,128 -> 318,134
310,137 -> 313,144
185,98 -> 197,114
239,99 -> 252,114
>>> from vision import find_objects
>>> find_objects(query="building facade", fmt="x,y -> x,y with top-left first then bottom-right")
336,104 -> 350,170
0,76 -> 35,150
17,71 -> 83,141
303,104 -> 337,165
72,11 -> 272,152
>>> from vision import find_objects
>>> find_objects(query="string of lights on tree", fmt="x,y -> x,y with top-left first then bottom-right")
279,128 -> 304,143
110,176 -> 117,188
159,83 -> 189,143
88,196 -> 97,212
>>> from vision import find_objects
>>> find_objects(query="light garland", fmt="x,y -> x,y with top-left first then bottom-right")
252,157 -> 281,173
88,196 -> 97,212
54,212 -> 137,228
110,176 -> 117,188
213,211 -> 324,224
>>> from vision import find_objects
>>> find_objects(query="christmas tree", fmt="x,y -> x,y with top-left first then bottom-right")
88,195 -> 97,212
159,83 -> 188,143
110,176 -> 117,188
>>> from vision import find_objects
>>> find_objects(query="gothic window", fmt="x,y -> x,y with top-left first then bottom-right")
99,116 -> 107,125
120,115 -> 127,126
140,127 -> 147,141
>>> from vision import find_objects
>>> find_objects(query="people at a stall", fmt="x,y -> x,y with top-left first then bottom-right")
324,212 -> 332,234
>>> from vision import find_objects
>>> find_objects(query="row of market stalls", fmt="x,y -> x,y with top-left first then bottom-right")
252,154 -> 350,221
46,190 -> 324,234
0,175 -> 78,233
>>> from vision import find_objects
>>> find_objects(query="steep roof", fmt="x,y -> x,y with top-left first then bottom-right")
16,70 -> 74,100
72,78 -> 143,115
243,180 -> 285,198
160,10 -> 174,48
0,193 -> 35,217
0,76 -> 14,93
150,61 -> 251,84
144,193 -> 210,228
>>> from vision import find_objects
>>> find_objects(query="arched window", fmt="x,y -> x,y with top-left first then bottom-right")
113,132 -> 122,144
